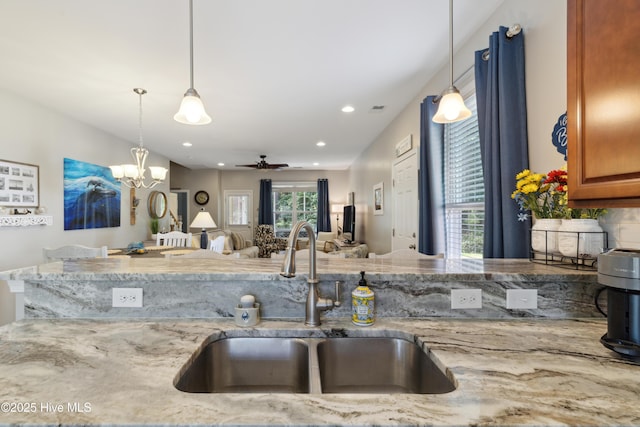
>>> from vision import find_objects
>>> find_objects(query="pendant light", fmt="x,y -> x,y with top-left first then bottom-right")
174,0 -> 211,125
109,89 -> 168,189
433,0 -> 472,124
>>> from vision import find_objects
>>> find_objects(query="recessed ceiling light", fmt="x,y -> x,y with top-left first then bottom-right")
316,141 -> 326,147
341,105 -> 355,113
217,162 -> 225,166
182,141 -> 192,147
313,162 -> 320,166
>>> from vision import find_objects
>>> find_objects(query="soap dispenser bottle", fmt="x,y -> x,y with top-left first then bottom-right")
352,271 -> 375,326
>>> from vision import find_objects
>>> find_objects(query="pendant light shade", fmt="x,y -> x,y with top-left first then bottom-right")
433,0 -> 471,124
175,0 -> 211,125
432,87 -> 472,123
174,88 -> 211,125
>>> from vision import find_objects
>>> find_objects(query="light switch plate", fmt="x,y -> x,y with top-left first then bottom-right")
506,289 -> 538,309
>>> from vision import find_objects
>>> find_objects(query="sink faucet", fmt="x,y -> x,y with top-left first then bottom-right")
280,220 -> 340,326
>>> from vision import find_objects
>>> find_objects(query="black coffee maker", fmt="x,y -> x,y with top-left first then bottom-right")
597,249 -> 640,358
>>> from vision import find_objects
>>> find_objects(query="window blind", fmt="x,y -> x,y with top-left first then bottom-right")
444,93 -> 484,258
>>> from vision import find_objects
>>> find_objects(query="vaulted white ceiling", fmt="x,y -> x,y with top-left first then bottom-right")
0,0 -> 504,170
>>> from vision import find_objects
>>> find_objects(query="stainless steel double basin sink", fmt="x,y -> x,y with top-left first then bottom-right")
174,336 -> 456,394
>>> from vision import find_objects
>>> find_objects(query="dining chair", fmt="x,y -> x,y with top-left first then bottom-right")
42,245 -> 108,262
156,231 -> 193,247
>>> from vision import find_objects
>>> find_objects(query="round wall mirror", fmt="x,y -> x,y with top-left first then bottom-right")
148,191 -> 167,218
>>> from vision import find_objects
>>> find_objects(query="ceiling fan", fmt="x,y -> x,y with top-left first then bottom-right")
236,155 -> 289,170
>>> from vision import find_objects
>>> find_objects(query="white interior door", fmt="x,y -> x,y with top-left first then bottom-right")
392,151 -> 418,251
224,190 -> 253,243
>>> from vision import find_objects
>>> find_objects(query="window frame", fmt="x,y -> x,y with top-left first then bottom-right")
271,181 -> 318,237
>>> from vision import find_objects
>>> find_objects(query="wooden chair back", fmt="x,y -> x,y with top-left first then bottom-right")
156,231 -> 193,247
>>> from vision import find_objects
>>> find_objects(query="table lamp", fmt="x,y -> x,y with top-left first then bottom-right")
190,209 -> 217,249
331,204 -> 344,236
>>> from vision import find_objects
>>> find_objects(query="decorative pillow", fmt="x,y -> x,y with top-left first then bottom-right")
230,231 -> 246,250
223,234 -> 234,252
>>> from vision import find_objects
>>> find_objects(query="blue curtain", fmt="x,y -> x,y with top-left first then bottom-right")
475,26 -> 530,258
317,179 -> 331,232
258,179 -> 273,225
418,95 -> 446,256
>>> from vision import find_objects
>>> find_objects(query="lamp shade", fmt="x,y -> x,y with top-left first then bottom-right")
331,204 -> 344,214
149,166 -> 168,181
190,211 -> 217,229
109,165 -> 124,179
174,88 -> 212,125
432,87 -> 472,124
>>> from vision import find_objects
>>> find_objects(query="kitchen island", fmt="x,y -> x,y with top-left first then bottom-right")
2,257 -> 602,319
0,317 -> 638,426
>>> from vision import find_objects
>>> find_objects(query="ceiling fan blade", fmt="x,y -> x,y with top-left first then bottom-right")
235,163 -> 260,168
266,163 -> 289,168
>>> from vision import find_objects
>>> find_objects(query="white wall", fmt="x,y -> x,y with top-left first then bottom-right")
348,0 -> 640,254
0,88 -> 171,323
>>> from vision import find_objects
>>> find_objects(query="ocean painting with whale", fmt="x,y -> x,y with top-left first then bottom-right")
64,158 -> 120,230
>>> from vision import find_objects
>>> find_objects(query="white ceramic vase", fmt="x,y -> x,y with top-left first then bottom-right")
558,219 -> 605,258
531,218 -> 562,255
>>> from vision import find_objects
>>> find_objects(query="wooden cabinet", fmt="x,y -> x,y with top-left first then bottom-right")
567,0 -> 640,207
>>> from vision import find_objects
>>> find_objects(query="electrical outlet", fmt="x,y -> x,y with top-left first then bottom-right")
451,289 -> 482,309
506,289 -> 538,309
112,288 -> 143,308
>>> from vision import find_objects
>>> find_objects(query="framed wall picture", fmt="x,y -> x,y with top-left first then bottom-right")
63,158 -> 121,230
0,159 -> 39,208
373,182 -> 384,215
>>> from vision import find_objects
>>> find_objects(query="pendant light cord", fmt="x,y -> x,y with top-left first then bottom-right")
133,88 -> 147,148
448,0 -> 454,87
189,0 -> 194,89
138,91 -> 143,148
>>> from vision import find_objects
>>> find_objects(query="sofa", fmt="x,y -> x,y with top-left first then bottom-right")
192,230 -> 259,258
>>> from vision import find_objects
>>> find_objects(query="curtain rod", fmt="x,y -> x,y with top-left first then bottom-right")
506,24 -> 522,38
481,24 -> 522,61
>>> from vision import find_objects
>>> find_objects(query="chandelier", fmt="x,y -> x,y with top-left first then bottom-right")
109,88 -> 168,189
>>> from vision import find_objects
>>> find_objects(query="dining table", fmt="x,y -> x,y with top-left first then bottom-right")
107,245 -> 198,259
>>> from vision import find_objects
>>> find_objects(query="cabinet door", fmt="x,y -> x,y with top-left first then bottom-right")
567,0 -> 640,207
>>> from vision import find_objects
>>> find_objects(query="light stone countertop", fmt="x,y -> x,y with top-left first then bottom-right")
0,257 -> 597,281
0,317 -> 638,426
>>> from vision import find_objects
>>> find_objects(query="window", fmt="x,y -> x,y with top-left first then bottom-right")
272,182 -> 318,237
444,80 -> 484,259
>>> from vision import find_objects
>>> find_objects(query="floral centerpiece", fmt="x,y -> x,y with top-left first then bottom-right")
512,166 -> 607,220
511,168 -> 566,220
512,166 -> 608,258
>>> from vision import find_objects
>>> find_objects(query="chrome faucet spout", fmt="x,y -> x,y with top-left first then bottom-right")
279,220 -> 339,326
280,220 -> 317,281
